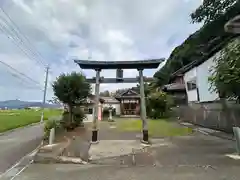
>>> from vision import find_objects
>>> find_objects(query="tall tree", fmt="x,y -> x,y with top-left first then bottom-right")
52,72 -> 91,124
208,39 -> 240,127
48,96 -> 61,104
147,91 -> 173,119
209,39 -> 240,99
191,0 -> 237,24
133,83 -> 151,97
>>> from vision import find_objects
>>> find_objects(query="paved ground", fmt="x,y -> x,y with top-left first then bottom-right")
0,124 -> 43,174
12,164 -> 240,180
13,132 -> 240,179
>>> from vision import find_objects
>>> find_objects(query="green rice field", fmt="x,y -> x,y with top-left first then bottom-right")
0,109 -> 62,132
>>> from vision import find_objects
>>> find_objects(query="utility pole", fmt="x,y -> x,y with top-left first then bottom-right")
40,65 -> 50,122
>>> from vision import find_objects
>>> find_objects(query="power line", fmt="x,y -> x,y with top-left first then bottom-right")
9,74 -> 43,90
0,64 -> 44,90
0,7 -> 46,66
0,60 -> 43,88
4,71 -> 43,90
0,6 -> 51,104
0,24 -> 45,67
0,6 -> 47,67
0,20 -> 45,67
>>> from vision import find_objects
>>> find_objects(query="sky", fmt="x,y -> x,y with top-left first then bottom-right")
0,0 -> 202,102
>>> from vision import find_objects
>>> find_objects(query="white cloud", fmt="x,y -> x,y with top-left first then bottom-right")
0,0 -> 202,101
12,0 -> 33,14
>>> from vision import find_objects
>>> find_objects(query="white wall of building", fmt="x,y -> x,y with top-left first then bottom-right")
183,52 -> 220,103
84,114 -> 93,122
113,104 -> 121,115
103,103 -> 121,115
83,103 -> 103,122
196,54 -> 219,102
184,67 -> 198,102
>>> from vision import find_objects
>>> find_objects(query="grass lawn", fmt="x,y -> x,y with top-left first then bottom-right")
116,119 -> 192,137
0,109 -> 63,132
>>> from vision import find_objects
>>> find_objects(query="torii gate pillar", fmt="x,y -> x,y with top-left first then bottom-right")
138,69 -> 148,143
92,69 -> 101,143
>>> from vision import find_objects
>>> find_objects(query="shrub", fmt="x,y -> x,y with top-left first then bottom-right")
147,91 -> 173,119
72,107 -> 85,127
112,108 -> 116,116
60,111 -> 73,130
60,107 -> 86,130
44,119 -> 60,139
102,107 -> 116,119
103,107 -> 109,117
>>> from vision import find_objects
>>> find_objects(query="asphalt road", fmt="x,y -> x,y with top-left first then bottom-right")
0,124 -> 43,174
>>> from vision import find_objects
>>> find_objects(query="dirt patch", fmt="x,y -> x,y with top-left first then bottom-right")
90,147 -> 157,167
43,126 -> 90,145
38,126 -> 91,164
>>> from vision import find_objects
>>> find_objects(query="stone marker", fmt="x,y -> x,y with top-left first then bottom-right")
109,109 -> 112,121
49,128 -> 55,145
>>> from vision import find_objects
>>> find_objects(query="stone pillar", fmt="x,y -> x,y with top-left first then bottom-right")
92,69 -> 101,143
138,69 -> 149,144
121,100 -> 125,115
109,108 -> 113,121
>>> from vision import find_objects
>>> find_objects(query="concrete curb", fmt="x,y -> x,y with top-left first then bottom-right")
180,122 -> 235,141
0,121 -> 43,136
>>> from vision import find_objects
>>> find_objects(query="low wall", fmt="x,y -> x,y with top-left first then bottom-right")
173,102 -> 240,133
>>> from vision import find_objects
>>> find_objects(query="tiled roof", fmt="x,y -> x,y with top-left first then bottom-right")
171,36 -> 238,77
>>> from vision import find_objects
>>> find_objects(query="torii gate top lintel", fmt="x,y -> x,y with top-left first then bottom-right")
74,59 -> 164,70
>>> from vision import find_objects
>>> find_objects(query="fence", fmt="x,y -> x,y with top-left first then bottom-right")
172,102 -> 240,133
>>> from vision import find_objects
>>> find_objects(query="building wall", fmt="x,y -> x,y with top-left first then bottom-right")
196,54 -> 219,102
84,114 -> 93,122
184,67 -> 198,102
83,103 -> 103,122
102,103 -> 121,115
184,52 -> 220,103
113,104 -> 121,115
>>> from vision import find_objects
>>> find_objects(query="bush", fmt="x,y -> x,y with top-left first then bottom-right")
147,91 -> 173,119
60,107 -> 85,130
102,107 -> 116,119
44,119 -> 60,139
73,107 -> 85,127
60,111 -> 73,130
103,107 -> 109,117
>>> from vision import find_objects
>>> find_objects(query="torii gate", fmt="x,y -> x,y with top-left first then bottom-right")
74,59 -> 163,144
